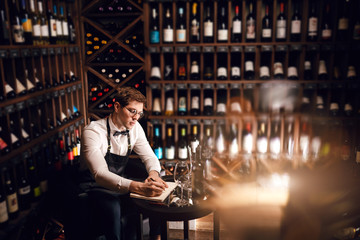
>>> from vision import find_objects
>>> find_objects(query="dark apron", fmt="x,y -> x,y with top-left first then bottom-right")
79,117 -> 131,193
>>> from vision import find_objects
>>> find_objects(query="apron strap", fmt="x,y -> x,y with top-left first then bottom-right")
107,116 -> 132,156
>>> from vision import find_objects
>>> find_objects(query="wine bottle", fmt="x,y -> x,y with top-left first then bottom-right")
329,89 -> 341,117
318,59 -> 328,80
203,5 -> 213,43
337,0 -> 350,41
346,64 -> 357,80
256,120 -> 268,155
304,58 -> 313,80
177,125 -> 188,160
274,52 -> 285,79
190,85 -> 200,116
203,51 -> 214,80
0,1 -> 10,45
246,1 -> 256,42
215,121 -> 226,154
176,7 -> 186,43
10,0 -> 25,44
230,51 -> 241,80
217,52 -> 227,80
202,124 -> 214,150
15,78 -> 27,96
67,7 -> 75,44
29,0 -> 40,45
16,161 -> 31,210
260,51 -> 271,80
164,87 -> 174,116
4,82 -> 16,99
217,4 -> 228,42
189,124 -> 200,153
149,7 -> 159,44
261,3 -> 272,42
242,122 -> 253,154
276,2 -> 286,42
152,89 -> 161,115
178,86 -> 187,116
28,151 -> 41,200
290,2 -> 301,41
283,117 -> 294,160
288,52 -> 299,80
20,0 -> 33,45
60,6 -> 68,44
163,8 -> 173,43
0,179 -> 9,228
269,119 -> 281,159
66,134 -> 74,165
152,125 -> 163,160
244,52 -> 255,80
190,60 -> 200,80
299,121 -> 310,163
243,85 -> 254,112
216,88 -> 227,116
230,87 -> 241,113
315,90 -> 326,116
190,2 -> 199,43
232,4 -> 242,42
75,129 -> 81,158
4,167 -> 19,219
53,4 -> 63,44
164,124 -> 175,160
307,2 -> 318,41
228,122 -> 239,160
25,69 -> 36,93
203,87 -> 214,116
177,53 -> 187,80
38,0 -> 49,45
321,3 -> 332,42
47,0 -> 56,44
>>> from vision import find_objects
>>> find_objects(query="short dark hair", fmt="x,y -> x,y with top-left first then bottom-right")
115,87 -> 146,109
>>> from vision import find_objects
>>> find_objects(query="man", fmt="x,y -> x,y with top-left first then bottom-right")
79,86 -> 167,240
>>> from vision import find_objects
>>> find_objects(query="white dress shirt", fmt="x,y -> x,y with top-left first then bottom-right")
80,115 -> 161,193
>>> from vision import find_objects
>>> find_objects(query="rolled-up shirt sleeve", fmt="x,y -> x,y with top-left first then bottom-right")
80,122 -> 132,193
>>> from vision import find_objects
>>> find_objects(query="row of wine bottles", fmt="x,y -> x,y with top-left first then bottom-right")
149,45 -> 359,81
0,127 -> 81,228
0,0 -> 76,45
149,0 -> 360,44
97,0 -> 141,14
150,83 -> 360,117
151,117 -> 360,165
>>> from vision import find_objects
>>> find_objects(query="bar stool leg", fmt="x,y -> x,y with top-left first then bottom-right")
214,211 -> 220,240
138,213 -> 144,240
183,220 -> 189,240
161,221 -> 167,240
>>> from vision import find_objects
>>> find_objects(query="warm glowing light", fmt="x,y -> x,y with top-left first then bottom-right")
229,139 -> 239,159
257,137 -> 268,154
270,137 -> 281,157
311,136 -> 321,160
216,134 -> 226,154
243,133 -> 253,154
300,135 -> 310,162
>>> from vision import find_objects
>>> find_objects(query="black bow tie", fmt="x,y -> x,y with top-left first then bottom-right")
113,130 -> 129,137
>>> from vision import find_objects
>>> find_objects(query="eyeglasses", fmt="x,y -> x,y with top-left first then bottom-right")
125,107 -> 144,119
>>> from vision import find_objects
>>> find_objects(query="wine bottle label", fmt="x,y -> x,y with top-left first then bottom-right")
191,20 -> 199,36
230,102 -> 241,113
232,20 -> 241,33
0,137 -> 8,150
10,133 -> 19,144
322,29 -> 332,39
6,193 -> 19,213
190,64 -> 199,74
204,97 -> 213,107
178,147 -> 188,159
260,66 -> 270,78
330,103 -> 339,111
150,30 -> 160,43
4,83 -> 14,94
276,20 -> 286,39
40,180 -> 48,193
246,19 -> 255,39
67,150 -> 74,161
245,61 -> 254,71
150,66 -> 161,79
12,25 -> 25,43
204,22 -> 213,36
62,21 -> 69,36
316,96 -> 324,107
347,66 -> 356,78
41,24 -> 49,37
217,67 -> 227,78
33,24 -> 41,37
33,186 -> 41,198
26,78 -> 35,90
344,103 -> 352,112
56,20 -> 63,35
21,19 -> 32,32
178,65 -> 186,77
304,61 -> 311,70
152,98 -> 161,112
231,66 -> 240,77
291,20 -> 301,34
191,96 -> 199,109
338,18 -> 349,30
287,67 -> 298,77
216,103 -> 226,113
176,29 -> 186,42
165,97 -> 174,112
163,29 -> 173,42
0,201 -> 8,223
165,146 -> 175,159
178,96 -> 186,112
262,29 -> 271,38
318,60 -> 327,75
270,137 -> 281,155
302,96 -> 310,104
274,62 -> 284,75
308,17 -> 318,36
19,185 -> 31,195
154,147 -> 163,160
218,29 -> 228,41
50,19 -> 57,37
21,128 -> 29,139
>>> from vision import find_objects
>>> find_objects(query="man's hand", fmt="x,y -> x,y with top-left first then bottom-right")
145,170 -> 168,188
129,180 -> 165,197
